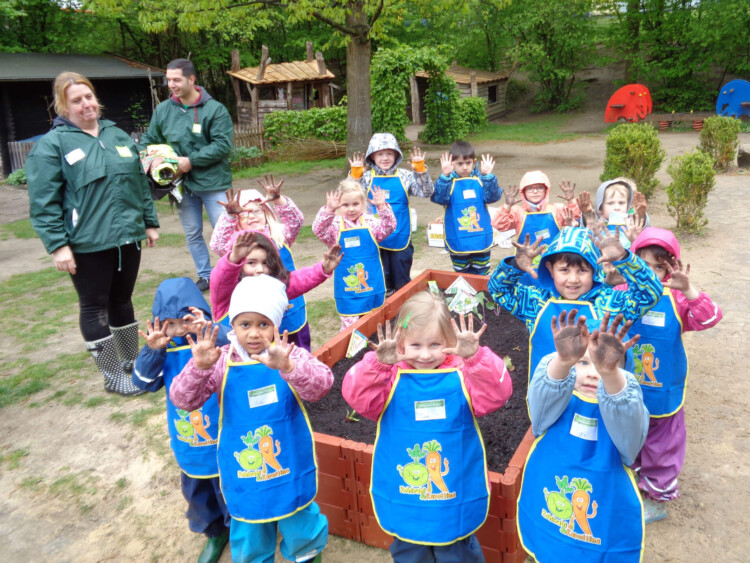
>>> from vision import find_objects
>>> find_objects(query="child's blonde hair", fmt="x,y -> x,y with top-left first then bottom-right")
395,292 -> 457,348
337,180 -> 367,202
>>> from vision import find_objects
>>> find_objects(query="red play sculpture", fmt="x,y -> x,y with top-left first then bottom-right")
604,84 -> 653,123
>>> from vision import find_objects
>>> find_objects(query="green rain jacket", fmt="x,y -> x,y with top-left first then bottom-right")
26,117 -> 159,254
140,86 -> 233,192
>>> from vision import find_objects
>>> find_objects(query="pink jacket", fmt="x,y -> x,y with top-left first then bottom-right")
342,347 -> 512,421
170,344 -> 333,411
209,198 -> 304,257
312,206 -> 396,248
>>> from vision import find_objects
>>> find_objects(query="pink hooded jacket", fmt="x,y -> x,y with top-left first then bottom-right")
491,170 -> 580,233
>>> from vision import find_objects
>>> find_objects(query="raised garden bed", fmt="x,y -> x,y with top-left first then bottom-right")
310,269 -> 534,563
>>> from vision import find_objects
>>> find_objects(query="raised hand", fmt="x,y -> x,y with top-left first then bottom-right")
632,191 -> 648,218
577,191 -> 594,215
623,213 -> 646,243
184,307 -> 211,334
442,313 -> 487,359
218,188 -> 247,215
591,222 -> 627,264
373,320 -> 407,365
551,309 -> 589,364
322,244 -> 344,275
588,313 -> 639,374
257,174 -> 284,204
479,154 -> 495,176
601,262 -> 626,286
229,231 -> 259,265
251,326 -> 296,373
371,186 -> 387,208
560,206 -> 576,227
440,152 -> 454,176
511,234 -> 544,279
662,259 -> 692,293
503,184 -> 522,208
347,151 -> 365,169
325,190 -> 341,213
186,324 -> 222,370
558,180 -> 576,202
138,317 -> 172,350
410,146 -> 426,163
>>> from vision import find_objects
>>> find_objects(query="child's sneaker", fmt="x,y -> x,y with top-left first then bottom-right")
643,497 -> 667,524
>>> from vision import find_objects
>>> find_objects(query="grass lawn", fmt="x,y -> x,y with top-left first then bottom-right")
469,114 -> 580,144
232,157 -> 346,179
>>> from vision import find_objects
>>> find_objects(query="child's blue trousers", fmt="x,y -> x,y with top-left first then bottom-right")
380,243 -> 414,291
389,534 -> 485,563
181,473 -> 230,537
449,250 -> 492,276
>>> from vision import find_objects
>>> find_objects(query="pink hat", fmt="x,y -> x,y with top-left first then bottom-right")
631,227 -> 680,260
519,170 -> 551,191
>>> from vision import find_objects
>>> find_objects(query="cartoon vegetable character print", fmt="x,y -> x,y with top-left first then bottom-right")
174,409 -> 194,438
458,207 -> 482,231
633,343 -> 659,383
344,263 -> 370,292
235,431 -> 263,471
189,410 -> 213,442
355,263 -> 370,290
569,478 -> 598,536
255,425 -> 283,475
544,475 -> 575,520
397,444 -> 429,487
423,440 -> 450,494
468,206 -> 481,230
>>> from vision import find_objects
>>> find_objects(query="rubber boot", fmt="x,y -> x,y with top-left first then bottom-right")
110,321 -> 140,373
198,530 -> 229,563
86,335 -> 144,397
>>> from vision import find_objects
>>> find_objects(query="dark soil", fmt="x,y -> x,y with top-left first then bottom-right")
305,305 -> 531,473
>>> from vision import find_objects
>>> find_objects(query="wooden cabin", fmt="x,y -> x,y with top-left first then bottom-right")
411,63 -> 512,124
227,44 -> 336,127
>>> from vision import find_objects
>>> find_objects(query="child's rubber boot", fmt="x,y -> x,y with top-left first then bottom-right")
198,530 -> 229,563
86,335 -> 144,397
110,321 -> 140,373
643,497 -> 667,524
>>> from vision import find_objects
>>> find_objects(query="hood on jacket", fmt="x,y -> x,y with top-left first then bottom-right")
631,227 -> 680,259
168,85 -> 213,107
519,170 -> 551,211
536,227 -> 604,295
151,277 -> 212,322
365,133 -> 403,173
595,178 -> 636,212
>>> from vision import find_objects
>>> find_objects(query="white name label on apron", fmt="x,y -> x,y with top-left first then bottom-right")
641,310 -> 666,327
414,399 -> 446,421
570,413 -> 598,441
64,148 -> 85,165
462,189 -> 477,199
115,145 -> 133,158
192,123 -> 202,134
535,228 -> 550,240
382,190 -> 390,199
344,236 -> 360,248
248,385 -> 278,408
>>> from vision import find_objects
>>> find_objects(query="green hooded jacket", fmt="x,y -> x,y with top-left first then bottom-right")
26,117 -> 160,254
140,86 -> 233,192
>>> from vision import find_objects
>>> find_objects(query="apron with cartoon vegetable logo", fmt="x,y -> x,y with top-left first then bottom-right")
444,177 -> 493,254
518,393 -> 644,562
517,211 -> 561,284
278,245 -> 307,334
370,368 -> 490,545
368,175 -> 411,251
217,351 -> 318,523
334,218 -> 386,316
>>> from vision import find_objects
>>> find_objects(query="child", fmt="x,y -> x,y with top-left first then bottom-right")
342,292 -> 512,562
622,227 -> 722,523
313,180 -> 394,331
132,278 -> 231,563
431,141 -> 502,275
348,133 -> 434,293
488,226 -> 662,385
579,178 -> 649,249
518,310 -> 649,562
210,230 -> 342,350
170,275 -> 334,563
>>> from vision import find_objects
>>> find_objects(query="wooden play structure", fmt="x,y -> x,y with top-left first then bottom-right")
604,84 -> 653,123
227,43 -> 336,127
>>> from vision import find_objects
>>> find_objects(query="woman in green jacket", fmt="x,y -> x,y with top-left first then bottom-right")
26,71 -> 160,396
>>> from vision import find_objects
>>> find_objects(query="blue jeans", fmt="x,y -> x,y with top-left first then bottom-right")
177,187 -> 226,279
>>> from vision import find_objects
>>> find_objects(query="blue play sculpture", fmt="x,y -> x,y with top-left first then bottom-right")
716,79 -> 750,119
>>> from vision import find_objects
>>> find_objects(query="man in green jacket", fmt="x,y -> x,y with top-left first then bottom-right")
141,58 -> 233,291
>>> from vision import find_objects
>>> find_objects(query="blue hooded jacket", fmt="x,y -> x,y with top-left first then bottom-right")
133,278 -> 229,392
488,227 -> 662,331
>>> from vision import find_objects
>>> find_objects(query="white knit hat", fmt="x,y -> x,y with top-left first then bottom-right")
228,275 -> 289,326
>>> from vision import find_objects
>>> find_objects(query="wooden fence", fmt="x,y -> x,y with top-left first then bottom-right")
7,141 -> 36,173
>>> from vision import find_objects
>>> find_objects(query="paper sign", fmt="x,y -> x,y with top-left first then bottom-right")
344,236 -> 361,248
64,148 -> 85,165
445,275 -> 477,296
570,413 -> 598,441
414,399 -> 446,421
535,229 -> 550,240
427,281 -> 440,295
448,290 -> 478,315
641,310 -> 666,327
346,330 -> 369,358
463,189 -> 477,199
248,385 -> 278,408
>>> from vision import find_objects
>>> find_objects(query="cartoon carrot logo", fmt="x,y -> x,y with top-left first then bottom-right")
355,263 -> 370,290
189,410 -> 213,442
254,425 -> 283,475
569,478 -> 597,536
422,440 -> 450,494
633,343 -> 659,383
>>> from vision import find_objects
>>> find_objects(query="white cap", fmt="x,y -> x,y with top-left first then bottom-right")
228,275 -> 288,326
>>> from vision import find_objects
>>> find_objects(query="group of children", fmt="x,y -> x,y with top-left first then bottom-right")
130,131 -> 721,563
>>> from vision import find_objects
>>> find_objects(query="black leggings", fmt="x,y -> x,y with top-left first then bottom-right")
70,244 -> 141,341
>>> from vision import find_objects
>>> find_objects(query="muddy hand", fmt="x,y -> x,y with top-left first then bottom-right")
186,324 -> 222,370
511,234 -> 544,278
551,309 -> 589,364
322,244 -> 343,275
558,180 -> 576,202
504,184 -> 522,208
442,313 -> 487,359
374,320 -> 406,365
588,313 -> 638,373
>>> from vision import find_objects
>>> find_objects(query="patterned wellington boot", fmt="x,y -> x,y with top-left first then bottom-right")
86,335 -> 144,396
643,497 -> 667,524
110,321 -> 140,373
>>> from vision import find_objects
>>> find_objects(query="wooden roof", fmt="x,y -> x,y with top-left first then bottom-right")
415,64 -> 511,85
228,60 -> 335,85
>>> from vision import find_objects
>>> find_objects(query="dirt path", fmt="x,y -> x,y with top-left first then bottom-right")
1,121 -> 749,562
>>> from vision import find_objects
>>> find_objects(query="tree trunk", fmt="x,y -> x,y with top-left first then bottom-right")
345,1 -> 372,159
624,0 -> 640,83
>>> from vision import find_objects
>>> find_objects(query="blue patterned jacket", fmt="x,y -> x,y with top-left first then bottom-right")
488,227 -> 662,331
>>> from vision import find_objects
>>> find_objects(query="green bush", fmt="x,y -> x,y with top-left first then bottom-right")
601,123 -> 666,199
421,74 -> 467,144
3,168 -> 26,186
263,104 -> 347,145
699,116 -> 740,170
505,79 -> 529,109
229,146 -> 262,163
457,97 -> 488,134
666,149 -> 716,234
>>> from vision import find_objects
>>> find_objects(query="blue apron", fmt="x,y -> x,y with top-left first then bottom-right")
443,177 -> 493,254
516,211 -> 561,285
629,289 -> 688,417
278,245 -> 307,335
334,218 -> 386,316
217,350 -> 318,523
368,175 -> 411,251
517,393 -> 644,563
370,368 -> 490,545
529,300 -> 598,385
217,312 -> 231,330
163,339 -> 220,478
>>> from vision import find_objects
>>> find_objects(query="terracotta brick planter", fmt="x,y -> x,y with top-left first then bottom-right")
312,269 -> 534,562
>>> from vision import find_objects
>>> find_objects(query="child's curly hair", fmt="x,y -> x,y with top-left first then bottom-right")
236,231 -> 290,285
395,291 -> 457,348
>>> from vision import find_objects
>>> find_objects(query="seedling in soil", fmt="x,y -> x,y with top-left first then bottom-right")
345,409 -> 360,423
503,355 -> 515,372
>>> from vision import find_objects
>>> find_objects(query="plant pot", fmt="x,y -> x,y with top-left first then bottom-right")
312,269 -> 534,562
